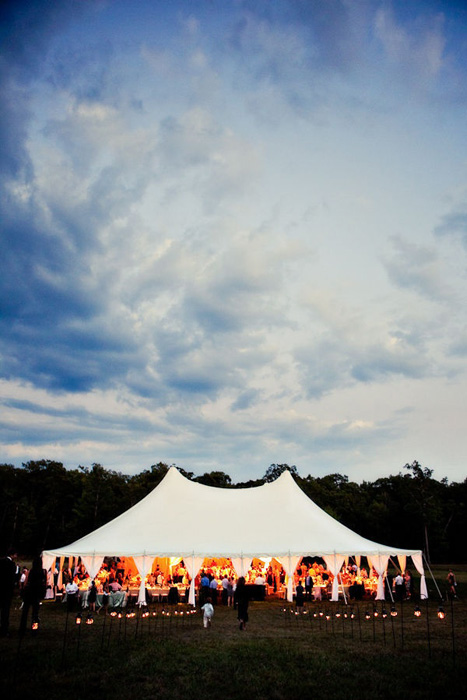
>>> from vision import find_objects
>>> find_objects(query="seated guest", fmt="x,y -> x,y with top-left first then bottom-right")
109,579 -> 122,592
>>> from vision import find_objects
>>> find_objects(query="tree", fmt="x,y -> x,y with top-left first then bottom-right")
263,464 -> 298,482
194,471 -> 232,488
403,460 -> 440,563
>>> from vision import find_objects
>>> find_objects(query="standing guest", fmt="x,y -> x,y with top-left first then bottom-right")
201,597 -> 214,628
65,577 -> 79,611
19,555 -> 46,634
209,575 -> 218,605
227,577 -> 235,607
295,580 -> 305,614
305,571 -> 313,601
200,571 -> 210,603
235,576 -> 249,631
394,572 -> 405,602
0,548 -> 18,637
221,575 -> 229,605
19,567 -> 29,594
447,570 -> 457,600
404,570 -> 414,600
88,579 -> 98,612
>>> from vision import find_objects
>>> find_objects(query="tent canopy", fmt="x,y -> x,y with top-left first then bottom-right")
44,466 -> 420,560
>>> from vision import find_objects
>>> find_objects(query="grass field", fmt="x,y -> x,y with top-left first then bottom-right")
1,565 -> 466,700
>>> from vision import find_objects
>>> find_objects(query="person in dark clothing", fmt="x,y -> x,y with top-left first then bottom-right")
295,580 -> 305,613
0,548 -> 18,637
234,576 -> 249,631
19,555 -> 46,634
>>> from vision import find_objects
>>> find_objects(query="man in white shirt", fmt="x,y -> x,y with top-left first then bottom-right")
65,579 -> 79,611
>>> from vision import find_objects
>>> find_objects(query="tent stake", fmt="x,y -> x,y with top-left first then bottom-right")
450,596 -> 456,668
425,597 -> 431,659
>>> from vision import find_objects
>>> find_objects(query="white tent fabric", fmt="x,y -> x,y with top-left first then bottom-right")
276,556 -> 302,602
412,553 -> 429,600
44,466 -> 424,600
323,554 -> 345,602
81,555 -> 104,581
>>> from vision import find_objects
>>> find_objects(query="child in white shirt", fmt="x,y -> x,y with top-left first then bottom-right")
201,597 -> 214,628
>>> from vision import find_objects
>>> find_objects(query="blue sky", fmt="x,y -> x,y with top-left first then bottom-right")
1,0 -> 467,483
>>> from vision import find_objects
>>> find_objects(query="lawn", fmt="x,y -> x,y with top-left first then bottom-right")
1,564 -> 466,700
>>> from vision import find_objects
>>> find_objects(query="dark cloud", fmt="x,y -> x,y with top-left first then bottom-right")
382,236 -> 450,303
435,209 -> 467,247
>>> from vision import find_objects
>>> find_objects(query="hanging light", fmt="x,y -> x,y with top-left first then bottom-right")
437,606 -> 445,620
390,606 -> 398,617
414,606 -> 421,617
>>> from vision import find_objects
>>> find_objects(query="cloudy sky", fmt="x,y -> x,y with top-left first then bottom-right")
1,0 -> 466,483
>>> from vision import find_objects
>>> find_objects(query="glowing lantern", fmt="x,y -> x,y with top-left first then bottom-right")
414,606 -> 421,617
437,606 -> 445,620
75,613 -> 82,625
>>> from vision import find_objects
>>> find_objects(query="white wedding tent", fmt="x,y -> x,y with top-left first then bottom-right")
43,466 -> 428,604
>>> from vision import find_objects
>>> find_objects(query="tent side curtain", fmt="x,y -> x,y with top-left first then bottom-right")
184,556 -> 204,606
276,556 -> 302,602
81,555 -> 104,581
323,554 -> 345,601
369,554 -> 389,600
411,552 -> 428,599
133,555 -> 154,605
231,557 -> 251,578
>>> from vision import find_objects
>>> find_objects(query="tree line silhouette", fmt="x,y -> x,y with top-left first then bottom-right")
0,459 -> 465,563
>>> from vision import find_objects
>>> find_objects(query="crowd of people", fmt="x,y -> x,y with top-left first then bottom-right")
0,549 -> 460,636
